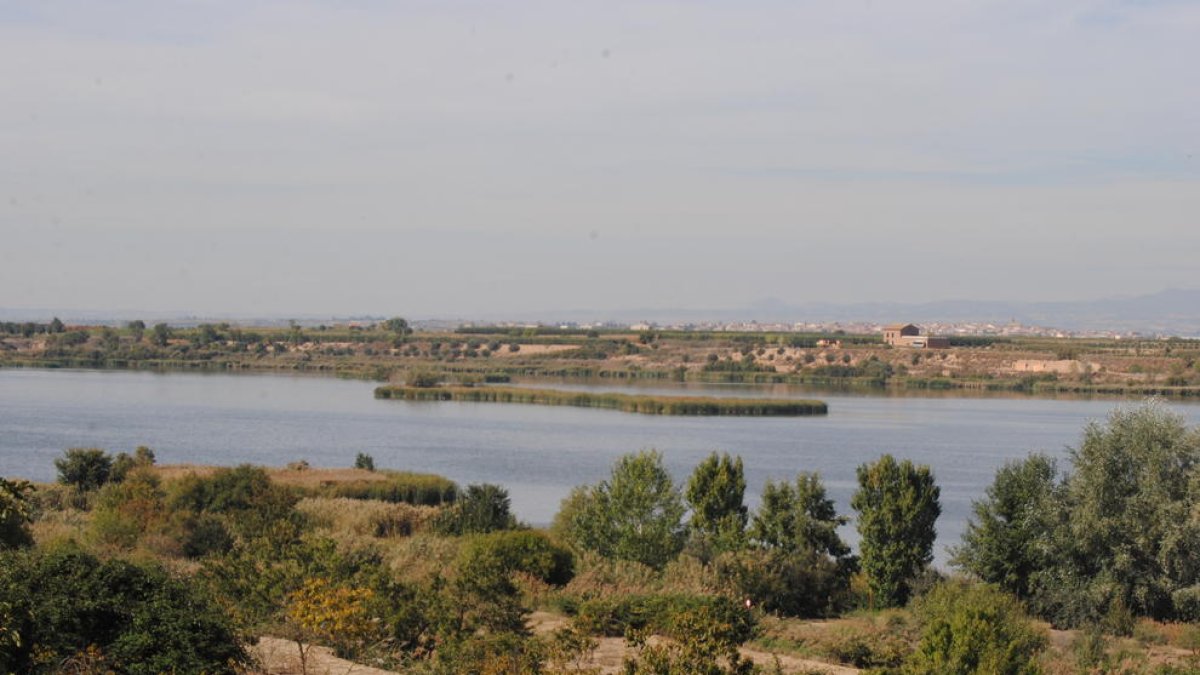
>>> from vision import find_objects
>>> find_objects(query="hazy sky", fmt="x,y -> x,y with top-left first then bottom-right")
2,1 -> 1197,318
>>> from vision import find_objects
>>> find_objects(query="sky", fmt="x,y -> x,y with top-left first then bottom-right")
1,0 -> 1198,319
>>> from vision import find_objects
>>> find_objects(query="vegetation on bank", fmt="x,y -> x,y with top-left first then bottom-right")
4,402 -> 1200,672
374,384 -> 828,416
8,315 -> 1200,400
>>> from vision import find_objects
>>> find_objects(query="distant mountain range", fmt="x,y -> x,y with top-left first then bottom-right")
3,288 -> 1199,335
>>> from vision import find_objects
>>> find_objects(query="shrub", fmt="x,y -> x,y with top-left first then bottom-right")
458,530 -> 574,586
716,548 -> 849,618
573,593 -> 753,643
54,447 -> 113,491
408,370 -> 441,387
167,465 -> 299,538
89,469 -> 166,549
822,623 -> 911,669
109,445 -> 156,483
434,483 -> 517,535
354,452 -> 376,471
0,547 -> 247,673
174,512 -> 234,559
621,600 -> 756,674
904,580 -> 1047,675
0,478 -> 34,550
295,497 -> 436,539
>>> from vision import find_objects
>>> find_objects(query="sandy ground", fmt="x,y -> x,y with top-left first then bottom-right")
527,611 -> 859,675
250,637 -> 398,675
248,615 -> 861,674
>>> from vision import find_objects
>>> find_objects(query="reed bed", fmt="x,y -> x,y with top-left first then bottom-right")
294,497 -> 439,538
319,470 -> 458,505
374,385 -> 827,416
151,465 -> 458,506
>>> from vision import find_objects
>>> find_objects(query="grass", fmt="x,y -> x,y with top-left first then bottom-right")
374,385 -> 828,416
295,497 -> 439,538
152,464 -> 458,506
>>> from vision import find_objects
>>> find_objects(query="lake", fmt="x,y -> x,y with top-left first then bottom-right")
4,367 -> 1199,565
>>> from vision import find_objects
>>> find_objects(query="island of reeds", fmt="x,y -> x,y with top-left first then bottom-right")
373,384 -> 827,416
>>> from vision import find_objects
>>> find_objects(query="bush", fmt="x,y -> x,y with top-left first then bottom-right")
822,623 -> 911,669
0,478 -> 34,550
54,447 -> 113,491
904,580 -> 1047,675
168,465 -> 299,538
716,548 -> 849,618
354,452 -> 376,471
110,445 -> 156,483
573,593 -> 753,643
89,469 -> 166,549
0,547 -> 247,673
408,370 -> 441,387
458,530 -> 574,586
174,512 -> 234,558
434,483 -> 517,535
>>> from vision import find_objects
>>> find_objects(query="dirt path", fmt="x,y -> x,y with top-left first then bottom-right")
250,637 -> 399,675
528,611 -> 859,675
248,615 -> 861,674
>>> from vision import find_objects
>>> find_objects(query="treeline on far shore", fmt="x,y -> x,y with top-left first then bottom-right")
7,315 -> 1200,399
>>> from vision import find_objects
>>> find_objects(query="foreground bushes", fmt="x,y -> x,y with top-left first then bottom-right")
0,547 -> 247,673
906,580 -> 1047,674
571,593 -> 753,643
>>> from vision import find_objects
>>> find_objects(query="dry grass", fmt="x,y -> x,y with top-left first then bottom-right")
295,497 -> 438,538
376,533 -> 463,584
152,464 -> 393,488
555,552 -> 724,602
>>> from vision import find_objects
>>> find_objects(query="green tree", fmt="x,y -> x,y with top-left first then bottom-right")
384,317 -> 412,339
110,445 -> 157,484
354,452 -> 376,471
0,478 -> 34,550
48,316 -> 64,333
852,454 -> 941,608
54,447 -> 113,491
1045,403 -> 1200,623
434,483 -> 517,535
904,580 -> 1047,675
127,319 -> 146,343
151,322 -> 172,346
721,472 -> 856,617
685,452 -> 748,555
750,472 -> 851,560
951,454 -> 1058,600
554,450 -> 685,569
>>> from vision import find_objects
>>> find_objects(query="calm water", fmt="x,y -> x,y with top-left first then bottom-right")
4,368 -> 1199,565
